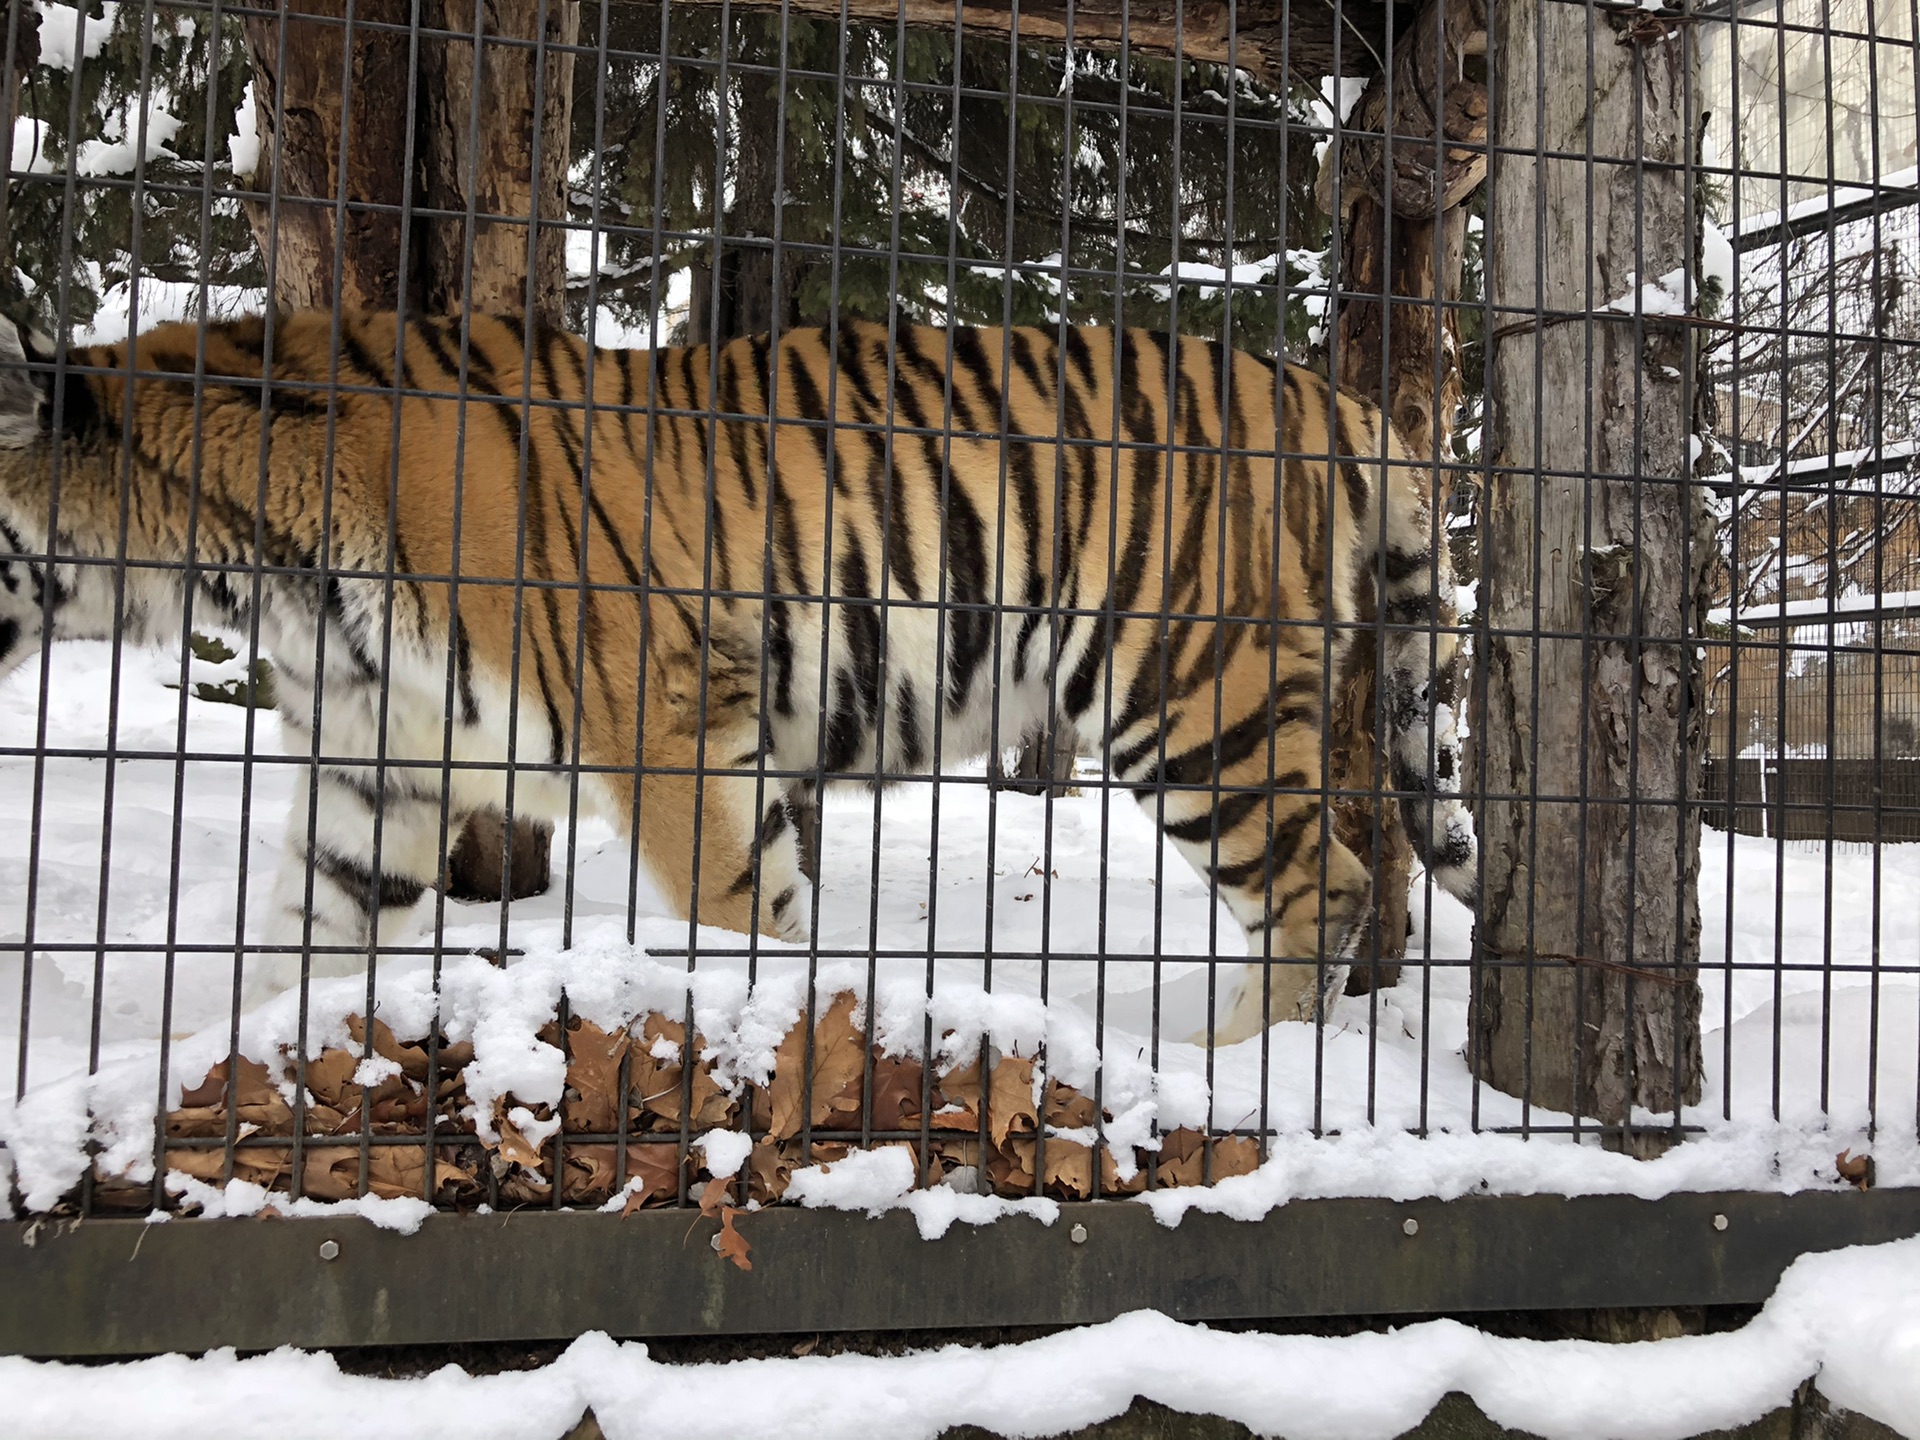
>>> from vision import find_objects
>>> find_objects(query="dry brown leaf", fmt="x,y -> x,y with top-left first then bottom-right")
1044,1078 -> 1097,1130
302,1050 -> 362,1109
987,1056 -> 1039,1147
927,1137 -> 982,1173
1210,1136 -> 1262,1180
697,1174 -> 733,1217
496,1110 -> 551,1172
714,1206 -> 753,1271
166,1146 -> 290,1191
986,1141 -> 1032,1194
867,1055 -> 928,1131
1837,1149 -> 1876,1190
632,1016 -> 733,1130
1099,1148 -> 1148,1195
1040,1138 -> 1094,1199
177,1055 -> 279,1110
560,1144 -> 634,1204
935,1057 -> 982,1115
748,1139 -> 798,1203
368,1091 -> 429,1125
165,1106 -> 229,1139
344,1014 -> 431,1080
1154,1129 -> 1261,1187
373,1148 -> 464,1201
302,1103 -> 350,1135
768,993 -> 868,1141
564,1018 -> 633,1133
499,1172 -> 554,1205
600,1143 -> 686,1212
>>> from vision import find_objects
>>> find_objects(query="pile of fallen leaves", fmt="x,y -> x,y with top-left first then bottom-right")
122,993 -> 1261,1231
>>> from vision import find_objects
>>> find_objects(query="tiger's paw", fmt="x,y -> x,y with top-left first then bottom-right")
766,879 -> 814,943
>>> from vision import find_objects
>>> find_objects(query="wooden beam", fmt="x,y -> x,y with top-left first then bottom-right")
609,0 -> 1402,88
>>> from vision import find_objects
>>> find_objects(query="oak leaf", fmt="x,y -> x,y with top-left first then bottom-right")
768,993 -> 868,1140
178,1055 -> 278,1111
867,1055 -> 928,1131
344,1014 -> 431,1081
632,1016 -> 733,1130
714,1206 -> 753,1272
605,1143 -> 687,1212
987,1056 -> 1039,1147
564,1018 -> 633,1134
496,1110 -> 551,1172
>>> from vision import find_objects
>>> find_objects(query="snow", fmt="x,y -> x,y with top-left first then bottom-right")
72,272 -> 266,348
1708,585 -> 1920,627
11,117 -> 54,176
2,639 -> 1917,1222
1318,75 -> 1368,126
693,1128 -> 753,1179
33,1 -> 118,71
3,1238 -> 1919,1440
1606,265 -> 1693,317
1702,220 -> 1735,298
1734,438 -> 1920,487
1734,166 -> 1920,243
784,1145 -> 1061,1239
74,92 -> 184,178
160,1173 -> 434,1234
227,80 -> 259,179
1149,254 -> 1282,300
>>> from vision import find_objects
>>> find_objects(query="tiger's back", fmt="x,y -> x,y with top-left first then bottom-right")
0,309 -> 1474,1036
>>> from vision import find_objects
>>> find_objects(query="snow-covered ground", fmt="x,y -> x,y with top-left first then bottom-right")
1,640 -> 1918,1214
3,1236 -> 1918,1440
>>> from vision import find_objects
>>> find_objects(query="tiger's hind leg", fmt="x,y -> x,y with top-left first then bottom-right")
628,712 -> 813,943
1108,647 -> 1370,1044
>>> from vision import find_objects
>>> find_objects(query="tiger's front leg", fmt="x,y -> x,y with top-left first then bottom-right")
256,758 -> 451,989
1110,646 -> 1371,1044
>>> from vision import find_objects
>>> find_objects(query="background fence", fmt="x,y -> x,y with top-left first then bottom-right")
2,0 -> 1919,1355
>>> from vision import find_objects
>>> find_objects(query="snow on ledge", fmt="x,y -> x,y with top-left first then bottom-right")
784,1145 -> 1060,1239
163,1173 -> 434,1235
1136,1125 -> 1920,1229
4,1237 -> 1917,1440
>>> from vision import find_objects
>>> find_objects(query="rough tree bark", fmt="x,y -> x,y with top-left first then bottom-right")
1325,0 -> 1484,992
1473,2 -> 1709,1145
243,0 -> 579,907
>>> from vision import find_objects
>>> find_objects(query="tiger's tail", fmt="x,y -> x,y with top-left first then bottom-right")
1374,468 -> 1480,910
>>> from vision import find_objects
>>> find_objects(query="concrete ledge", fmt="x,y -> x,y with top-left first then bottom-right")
5,1189 -> 1917,1357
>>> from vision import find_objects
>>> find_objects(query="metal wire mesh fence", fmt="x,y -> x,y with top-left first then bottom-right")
0,0 -> 1916,1251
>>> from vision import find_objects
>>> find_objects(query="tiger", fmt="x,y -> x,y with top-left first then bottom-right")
0,309 -> 1475,1039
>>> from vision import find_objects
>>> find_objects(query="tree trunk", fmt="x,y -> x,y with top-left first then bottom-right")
681,60 -> 804,347
415,0 -> 578,327
1472,2 -> 1709,1145
1326,0 -> 1481,995
243,2 -> 579,908
240,2 -> 415,312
